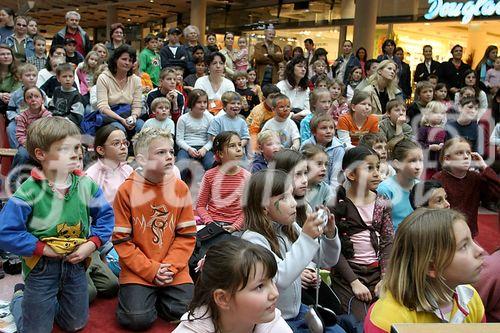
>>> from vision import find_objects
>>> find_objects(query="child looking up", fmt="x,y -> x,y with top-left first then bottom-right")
300,87 -> 332,142
49,63 -> 85,127
302,144 -> 334,209
251,130 -> 281,173
242,169 -> 344,333
176,89 -> 215,170
12,86 -> 52,168
301,114 -> 345,189
378,98 -> 412,146
409,180 -> 450,209
0,117 -> 114,332
261,93 -> 300,150
142,97 -> 175,134
433,137 -> 500,237
331,146 -> 393,322
196,131 -> 250,232
417,101 -> 447,179
337,91 -> 379,148
113,127 -> 196,330
365,209 -> 486,332
174,238 -> 292,333
377,139 -> 423,231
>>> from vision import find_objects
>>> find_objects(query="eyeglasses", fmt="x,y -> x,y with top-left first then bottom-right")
105,140 -> 130,148
16,23 -> 27,27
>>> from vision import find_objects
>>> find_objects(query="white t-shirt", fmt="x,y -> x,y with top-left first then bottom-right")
261,118 -> 300,148
143,117 -> 176,135
194,76 -> 235,101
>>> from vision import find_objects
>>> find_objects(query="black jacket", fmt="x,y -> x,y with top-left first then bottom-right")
414,60 -> 440,82
160,44 -> 188,70
437,58 -> 471,91
399,61 -> 412,99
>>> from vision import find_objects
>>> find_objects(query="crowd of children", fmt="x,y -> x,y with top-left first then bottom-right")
0,29 -> 499,333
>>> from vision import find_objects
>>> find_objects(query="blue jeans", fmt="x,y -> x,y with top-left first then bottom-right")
12,146 -> 30,169
10,257 -> 89,333
6,120 -> 19,148
286,304 -> 346,333
177,147 -> 215,170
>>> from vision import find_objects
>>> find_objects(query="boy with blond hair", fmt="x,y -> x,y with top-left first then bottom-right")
113,127 -> 196,330
251,129 -> 281,173
0,116 -> 114,332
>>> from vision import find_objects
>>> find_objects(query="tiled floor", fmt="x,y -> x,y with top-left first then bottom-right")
0,273 -> 22,303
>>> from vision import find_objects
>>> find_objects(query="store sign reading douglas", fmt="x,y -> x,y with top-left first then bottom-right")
424,0 -> 500,24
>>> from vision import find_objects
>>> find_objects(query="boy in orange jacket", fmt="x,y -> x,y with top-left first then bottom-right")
113,127 -> 196,331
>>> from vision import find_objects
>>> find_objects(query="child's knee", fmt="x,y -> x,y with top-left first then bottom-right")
57,316 -> 88,332
117,310 -> 157,331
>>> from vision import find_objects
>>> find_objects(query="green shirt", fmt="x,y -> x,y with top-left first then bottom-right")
139,48 -> 161,86
0,71 -> 21,93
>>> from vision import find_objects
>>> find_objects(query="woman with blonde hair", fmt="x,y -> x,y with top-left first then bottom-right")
362,59 -> 401,115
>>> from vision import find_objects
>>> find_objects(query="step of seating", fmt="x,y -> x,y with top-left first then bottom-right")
0,148 -> 17,157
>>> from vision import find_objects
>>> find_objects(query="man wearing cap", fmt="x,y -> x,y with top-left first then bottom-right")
52,11 -> 92,56
159,27 -> 188,70
253,25 -> 283,86
140,34 -> 161,86
64,38 -> 84,66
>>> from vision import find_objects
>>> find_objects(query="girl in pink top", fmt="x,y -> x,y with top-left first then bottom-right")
196,131 -> 250,232
331,146 -> 393,322
234,36 -> 249,72
85,124 -> 133,203
76,51 -> 101,97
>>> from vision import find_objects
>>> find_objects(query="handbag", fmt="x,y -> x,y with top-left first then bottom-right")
101,104 -> 132,125
188,223 -> 233,278
305,238 -> 338,333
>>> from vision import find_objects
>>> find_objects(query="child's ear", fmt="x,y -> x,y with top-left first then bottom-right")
345,168 -> 356,182
95,146 -> 105,157
392,159 -> 401,170
135,153 -> 146,166
34,148 -> 46,162
213,289 -> 231,310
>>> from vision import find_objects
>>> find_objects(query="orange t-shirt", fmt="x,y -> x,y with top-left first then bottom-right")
113,171 -> 196,286
337,113 -> 379,146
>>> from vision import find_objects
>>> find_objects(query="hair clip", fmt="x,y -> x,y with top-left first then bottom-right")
195,255 -> 206,273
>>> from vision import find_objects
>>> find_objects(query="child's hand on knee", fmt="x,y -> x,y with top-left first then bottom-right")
65,241 -> 97,264
350,279 -> 372,303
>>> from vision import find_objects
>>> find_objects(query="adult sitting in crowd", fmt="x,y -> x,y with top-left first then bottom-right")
276,55 -> 310,122
254,25 -> 283,86
4,16 -> 34,62
183,25 -> 207,75
160,27 -> 188,70
476,45 -> 497,91
362,59 -> 401,115
414,45 -> 440,83
0,8 -> 15,43
96,44 -> 144,136
219,32 -> 236,78
194,51 -> 235,115
332,40 -> 361,85
0,45 -> 20,114
52,11 -> 92,56
106,23 -> 126,59
437,44 -> 471,96
27,18 -> 37,37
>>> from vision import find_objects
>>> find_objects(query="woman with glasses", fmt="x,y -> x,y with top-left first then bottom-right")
4,16 -> 34,62
106,23 -> 126,60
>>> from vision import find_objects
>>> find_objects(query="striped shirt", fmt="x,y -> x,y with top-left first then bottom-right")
196,166 -> 250,229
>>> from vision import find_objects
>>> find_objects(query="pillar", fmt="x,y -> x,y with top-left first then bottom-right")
106,5 -> 118,43
191,0 -> 207,43
353,0 -> 379,59
338,0 -> 354,51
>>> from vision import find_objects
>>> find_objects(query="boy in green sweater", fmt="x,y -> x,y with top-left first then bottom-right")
0,116 -> 114,332
139,34 -> 161,87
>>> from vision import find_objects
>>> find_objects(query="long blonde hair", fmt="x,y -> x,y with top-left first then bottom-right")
382,208 -> 466,311
367,59 -> 399,96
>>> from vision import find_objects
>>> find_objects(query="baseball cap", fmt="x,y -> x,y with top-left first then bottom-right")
167,27 -> 182,35
64,38 -> 77,45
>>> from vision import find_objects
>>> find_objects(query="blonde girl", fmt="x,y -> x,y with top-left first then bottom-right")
76,51 -> 102,97
174,238 -> 291,333
92,43 -> 109,63
417,101 -> 447,179
362,59 -> 401,115
196,131 -> 251,232
365,209 -> 486,333
234,36 -> 249,72
328,79 -> 349,125
300,87 -> 332,141
377,139 -> 423,230
337,90 -> 379,148
331,146 -> 393,322
433,137 -> 500,237
241,170 -> 344,333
